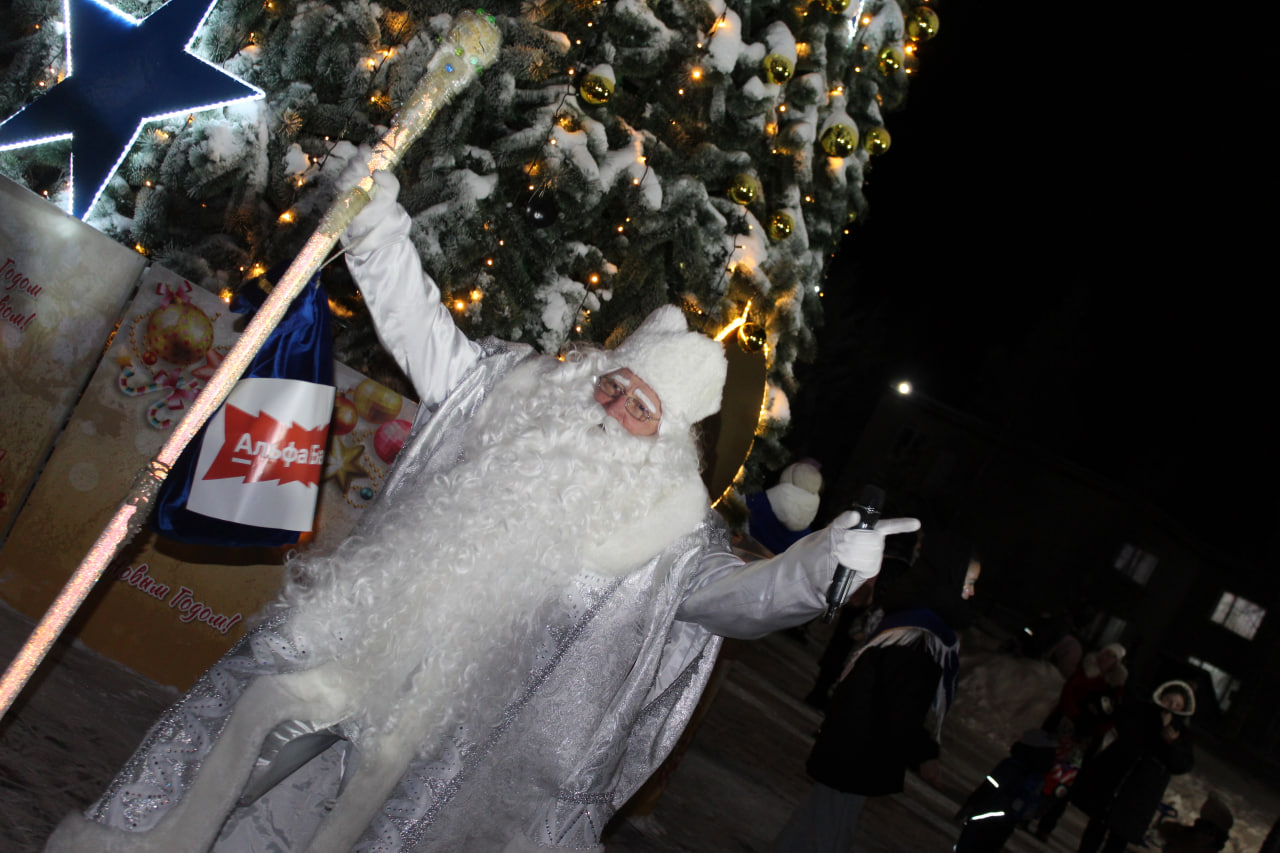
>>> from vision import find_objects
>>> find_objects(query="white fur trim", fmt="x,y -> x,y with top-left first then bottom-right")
765,482 -> 820,531
613,306 -> 726,429
581,475 -> 709,573
45,815 -> 135,853
779,461 -> 822,495
1154,679 -> 1197,716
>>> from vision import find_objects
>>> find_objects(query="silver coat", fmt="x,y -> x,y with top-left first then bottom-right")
50,201 -> 838,853
55,346 -> 835,853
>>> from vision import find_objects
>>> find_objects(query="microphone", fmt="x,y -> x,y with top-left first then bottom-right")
822,484 -> 885,623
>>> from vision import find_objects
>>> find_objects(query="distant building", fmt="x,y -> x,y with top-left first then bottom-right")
828,389 -> 1280,784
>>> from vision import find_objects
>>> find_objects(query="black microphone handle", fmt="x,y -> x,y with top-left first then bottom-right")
821,485 -> 885,623
822,565 -> 855,623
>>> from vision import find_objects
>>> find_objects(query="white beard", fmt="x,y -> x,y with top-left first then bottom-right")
280,352 -> 708,748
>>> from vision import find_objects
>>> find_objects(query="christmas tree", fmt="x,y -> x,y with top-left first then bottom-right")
0,0 -> 938,487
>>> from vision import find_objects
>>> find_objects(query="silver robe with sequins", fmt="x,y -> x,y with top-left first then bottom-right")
57,204 -> 836,852
67,343 -> 833,851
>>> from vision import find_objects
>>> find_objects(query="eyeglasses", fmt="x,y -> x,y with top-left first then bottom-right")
595,374 -> 658,423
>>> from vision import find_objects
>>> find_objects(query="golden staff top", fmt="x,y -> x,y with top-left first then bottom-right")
0,10 -> 503,719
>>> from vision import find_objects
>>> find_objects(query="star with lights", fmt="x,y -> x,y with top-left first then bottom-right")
0,0 -> 262,219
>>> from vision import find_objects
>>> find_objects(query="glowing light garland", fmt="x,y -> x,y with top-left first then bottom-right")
0,0 -> 264,219
0,10 -> 503,720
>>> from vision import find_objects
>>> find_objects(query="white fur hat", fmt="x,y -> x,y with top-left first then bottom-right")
614,305 -> 727,430
778,461 -> 823,495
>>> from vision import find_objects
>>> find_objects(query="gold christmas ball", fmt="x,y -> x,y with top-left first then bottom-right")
862,125 -> 891,155
145,301 -> 213,366
353,378 -> 403,424
767,210 -> 794,241
818,0 -> 851,13
738,322 -> 766,353
878,45 -> 906,76
727,173 -> 761,205
578,73 -> 614,106
906,6 -> 940,41
762,53 -> 794,85
820,123 -> 859,158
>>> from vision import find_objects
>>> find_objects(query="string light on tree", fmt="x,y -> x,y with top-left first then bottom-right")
0,0 -> 941,498
714,300 -> 753,342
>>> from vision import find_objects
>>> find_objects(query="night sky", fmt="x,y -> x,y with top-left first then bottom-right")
788,1 -> 1275,551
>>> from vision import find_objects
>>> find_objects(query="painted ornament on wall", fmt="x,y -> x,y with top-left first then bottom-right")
117,280 -> 223,429
322,364 -> 416,509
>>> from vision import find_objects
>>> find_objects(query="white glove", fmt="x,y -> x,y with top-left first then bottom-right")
830,510 -> 922,585
336,145 -> 401,242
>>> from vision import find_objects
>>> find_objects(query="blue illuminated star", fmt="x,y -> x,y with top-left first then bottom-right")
0,0 -> 263,219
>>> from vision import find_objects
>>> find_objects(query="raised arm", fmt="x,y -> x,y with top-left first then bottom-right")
338,160 -> 483,407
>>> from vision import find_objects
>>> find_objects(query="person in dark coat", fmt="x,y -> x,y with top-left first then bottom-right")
803,529 -> 923,709
1071,680 -> 1197,853
1034,643 -> 1129,841
772,533 -> 980,852
954,729 -> 1059,853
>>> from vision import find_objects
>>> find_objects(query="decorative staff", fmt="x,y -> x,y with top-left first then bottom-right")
0,9 -> 503,718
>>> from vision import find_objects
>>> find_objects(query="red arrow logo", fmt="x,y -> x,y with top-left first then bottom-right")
203,405 -> 328,487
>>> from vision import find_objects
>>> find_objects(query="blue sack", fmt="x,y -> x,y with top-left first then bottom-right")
150,270 -> 334,547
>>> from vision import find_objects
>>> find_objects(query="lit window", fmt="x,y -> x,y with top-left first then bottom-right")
1097,616 -> 1127,649
1113,544 -> 1158,586
1210,592 -> 1265,640
1188,656 -> 1241,711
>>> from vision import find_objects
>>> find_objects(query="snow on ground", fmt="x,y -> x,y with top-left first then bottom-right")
0,602 -> 178,851
952,627 -> 1279,852
2,599 -> 1276,853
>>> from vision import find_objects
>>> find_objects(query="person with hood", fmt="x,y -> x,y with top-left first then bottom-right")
1071,680 -> 1197,853
772,532 -> 981,852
